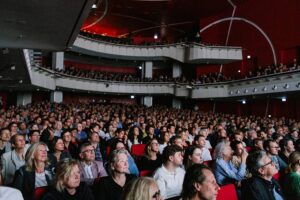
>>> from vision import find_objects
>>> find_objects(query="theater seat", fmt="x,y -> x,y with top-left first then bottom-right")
140,170 -> 153,177
273,172 -> 280,181
245,146 -> 251,152
216,184 -> 238,200
131,144 -> 146,157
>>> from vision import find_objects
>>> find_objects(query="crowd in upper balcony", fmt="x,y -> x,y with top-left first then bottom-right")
0,101 -> 300,199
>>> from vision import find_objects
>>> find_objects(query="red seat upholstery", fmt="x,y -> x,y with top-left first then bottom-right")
245,146 -> 252,152
140,170 -> 153,177
216,184 -> 238,200
131,144 -> 146,157
106,146 -> 111,156
273,172 -> 280,181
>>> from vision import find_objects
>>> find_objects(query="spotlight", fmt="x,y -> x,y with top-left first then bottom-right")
138,66 -> 142,70
154,34 -> 158,39
272,85 -> 277,90
92,4 -> 97,9
130,95 -> 135,99
242,100 -> 246,104
268,115 -> 271,118
238,70 -> 241,73
244,89 -> 248,93
284,84 -> 289,89
281,97 -> 286,102
247,55 -> 251,59
253,88 -> 257,92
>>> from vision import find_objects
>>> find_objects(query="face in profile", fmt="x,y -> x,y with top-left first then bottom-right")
196,169 -> 220,200
113,153 -> 129,174
150,182 -> 163,200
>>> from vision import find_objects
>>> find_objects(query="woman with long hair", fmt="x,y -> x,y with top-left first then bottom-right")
127,126 -> 142,151
183,146 -> 203,170
138,138 -> 162,172
12,142 -> 54,200
121,177 -> 163,200
48,138 -> 71,171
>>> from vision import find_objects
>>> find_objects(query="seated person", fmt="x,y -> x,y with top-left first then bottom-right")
181,164 -> 220,200
183,146 -> 203,170
278,138 -> 295,164
263,139 -> 287,171
42,159 -> 95,200
1,134 -> 27,185
93,149 -> 136,200
283,151 -> 300,200
78,143 -> 107,186
0,186 -> 24,200
153,145 -> 185,199
138,138 -> 162,172
194,135 -> 212,162
241,150 -> 284,200
12,142 -> 54,200
48,138 -> 71,171
0,128 -> 12,158
214,141 -> 247,185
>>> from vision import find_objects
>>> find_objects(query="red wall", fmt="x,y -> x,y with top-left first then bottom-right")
0,92 -> 8,109
64,61 -> 137,74
197,0 -> 300,75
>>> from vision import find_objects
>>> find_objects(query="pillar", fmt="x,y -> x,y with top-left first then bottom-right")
141,96 -> 153,107
172,62 -> 182,78
52,52 -> 64,70
50,91 -> 63,103
17,92 -> 32,106
172,98 -> 182,109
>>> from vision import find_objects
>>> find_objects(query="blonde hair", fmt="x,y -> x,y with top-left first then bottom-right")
288,151 -> 300,173
25,142 -> 49,171
121,177 -> 157,200
55,158 -> 80,192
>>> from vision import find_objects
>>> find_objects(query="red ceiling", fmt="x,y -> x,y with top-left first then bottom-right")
82,0 -> 246,39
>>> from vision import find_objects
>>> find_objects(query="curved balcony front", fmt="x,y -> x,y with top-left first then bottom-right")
72,36 -> 242,63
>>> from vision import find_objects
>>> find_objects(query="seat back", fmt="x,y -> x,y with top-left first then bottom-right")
131,144 -> 146,157
140,170 -> 153,177
216,184 -> 238,200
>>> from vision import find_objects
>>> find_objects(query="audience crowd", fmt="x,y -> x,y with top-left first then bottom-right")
0,101 -> 300,200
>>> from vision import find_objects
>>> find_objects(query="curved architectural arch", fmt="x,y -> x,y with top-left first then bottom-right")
200,17 -> 277,65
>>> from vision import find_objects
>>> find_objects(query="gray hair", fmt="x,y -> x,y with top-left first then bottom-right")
213,141 -> 230,159
246,150 -> 266,175
108,149 -> 128,173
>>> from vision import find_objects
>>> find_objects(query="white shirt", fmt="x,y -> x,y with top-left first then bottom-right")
84,163 -> 94,179
159,144 -> 167,154
35,172 -> 48,188
0,187 -> 23,200
205,140 -> 212,149
153,165 -> 185,199
201,147 -> 212,161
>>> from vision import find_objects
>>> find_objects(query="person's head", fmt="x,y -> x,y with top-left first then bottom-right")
279,138 -> 295,154
182,164 -> 219,200
230,140 -> 244,157
170,136 -> 183,148
290,129 -> 299,139
145,138 -> 159,158
233,131 -> 244,142
194,135 -> 206,149
51,137 -> 64,153
247,129 -> 257,140
28,130 -> 40,144
288,151 -> 300,173
167,124 -> 175,134
263,139 -> 279,155
11,134 -> 26,150
214,141 -> 232,161
55,159 -> 81,192
148,126 -> 155,136
0,128 -> 10,142
9,122 -> 18,133
253,138 -> 264,150
109,149 -> 129,174
257,130 -> 267,140
88,131 -> 100,143
79,143 -> 95,163
162,145 -> 183,167
246,150 -> 277,179
115,128 -> 125,140
121,177 -> 162,200
61,129 -> 72,143
159,131 -> 170,144
25,142 -> 48,171
183,146 -> 203,169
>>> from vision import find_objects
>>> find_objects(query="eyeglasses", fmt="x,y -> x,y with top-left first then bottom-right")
260,160 -> 273,168
152,190 -> 160,199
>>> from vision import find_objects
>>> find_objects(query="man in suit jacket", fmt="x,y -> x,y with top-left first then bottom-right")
1,134 -> 27,185
79,142 -> 107,186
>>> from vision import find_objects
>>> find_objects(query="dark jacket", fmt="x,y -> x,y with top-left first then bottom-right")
241,175 -> 284,200
42,182 -> 95,200
48,152 -> 71,171
12,166 -> 54,200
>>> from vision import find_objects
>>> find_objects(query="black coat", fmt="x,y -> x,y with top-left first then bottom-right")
12,166 -> 54,200
42,182 -> 95,200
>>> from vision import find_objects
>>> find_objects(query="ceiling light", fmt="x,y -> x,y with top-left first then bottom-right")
238,70 -> 241,73
242,100 -> 246,104
130,95 -> 135,99
247,55 -> 251,59
154,34 -> 158,39
138,66 -> 142,70
92,4 -> 97,9
281,97 -> 286,102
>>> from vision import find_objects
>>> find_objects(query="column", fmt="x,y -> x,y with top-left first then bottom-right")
172,62 -> 182,78
50,91 -> 63,103
141,96 -> 153,107
144,61 -> 153,78
52,52 -> 64,70
17,92 -> 32,106
172,98 -> 182,109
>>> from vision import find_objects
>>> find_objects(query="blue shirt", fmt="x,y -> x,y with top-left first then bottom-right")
215,158 -> 246,185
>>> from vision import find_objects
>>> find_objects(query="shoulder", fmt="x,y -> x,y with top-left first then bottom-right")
2,151 -> 12,159
0,187 -> 23,200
